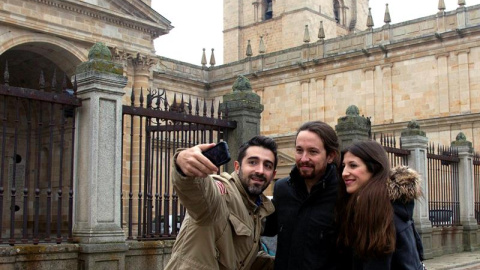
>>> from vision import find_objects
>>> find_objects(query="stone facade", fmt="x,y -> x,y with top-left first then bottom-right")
223,0 -> 369,62
155,5 -> 480,181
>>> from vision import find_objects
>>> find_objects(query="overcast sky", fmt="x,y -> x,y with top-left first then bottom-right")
152,0 -> 480,65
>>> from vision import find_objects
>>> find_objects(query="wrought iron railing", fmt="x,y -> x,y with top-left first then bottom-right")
374,133 -> 410,167
121,88 -> 236,241
0,63 -> 81,245
427,144 -> 460,227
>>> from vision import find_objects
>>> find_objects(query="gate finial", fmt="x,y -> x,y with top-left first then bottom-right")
232,75 -> 252,92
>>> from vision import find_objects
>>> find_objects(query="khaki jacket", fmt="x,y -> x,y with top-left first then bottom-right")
165,162 -> 275,270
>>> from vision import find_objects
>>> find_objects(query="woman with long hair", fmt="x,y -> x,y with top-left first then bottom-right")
336,140 -> 425,269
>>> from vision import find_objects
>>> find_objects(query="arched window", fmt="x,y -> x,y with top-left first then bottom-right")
333,0 -> 340,23
265,0 -> 273,20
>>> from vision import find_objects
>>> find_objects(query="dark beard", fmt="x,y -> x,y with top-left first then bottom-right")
298,166 -> 317,180
246,185 -> 263,196
238,169 -> 265,196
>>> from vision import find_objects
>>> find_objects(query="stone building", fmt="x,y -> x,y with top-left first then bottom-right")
0,0 -> 479,269
223,0 -> 369,62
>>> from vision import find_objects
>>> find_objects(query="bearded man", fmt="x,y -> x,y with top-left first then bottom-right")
264,121 -> 344,270
165,135 -> 278,270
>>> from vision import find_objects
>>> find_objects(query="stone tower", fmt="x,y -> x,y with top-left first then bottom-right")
223,0 -> 369,63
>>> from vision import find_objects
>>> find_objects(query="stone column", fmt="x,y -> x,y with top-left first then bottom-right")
73,42 -> 128,269
400,120 -> 433,259
457,3 -> 467,28
220,75 -> 263,172
381,64 -> 393,122
451,133 -> 479,251
132,53 -> 156,96
334,105 -> 370,150
456,50 -> 471,114
300,79 -> 310,123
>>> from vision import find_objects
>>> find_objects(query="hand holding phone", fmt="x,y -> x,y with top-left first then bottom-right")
202,141 -> 231,167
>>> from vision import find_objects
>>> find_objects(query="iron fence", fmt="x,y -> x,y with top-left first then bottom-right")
0,63 -> 81,245
427,144 -> 460,227
374,133 -> 410,167
474,153 -> 480,224
121,88 -> 236,241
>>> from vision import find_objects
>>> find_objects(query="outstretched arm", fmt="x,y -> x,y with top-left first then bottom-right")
172,143 -> 226,224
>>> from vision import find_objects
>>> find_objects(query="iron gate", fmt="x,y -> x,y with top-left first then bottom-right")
122,88 -> 236,240
427,144 -> 460,227
0,64 -> 81,245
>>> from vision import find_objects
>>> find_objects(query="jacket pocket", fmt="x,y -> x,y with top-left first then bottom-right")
215,214 -> 253,269
228,214 -> 252,237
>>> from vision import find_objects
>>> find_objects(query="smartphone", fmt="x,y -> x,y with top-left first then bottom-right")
202,141 -> 231,167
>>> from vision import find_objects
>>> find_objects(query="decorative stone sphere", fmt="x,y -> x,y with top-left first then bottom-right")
346,105 -> 360,116
88,42 -> 112,61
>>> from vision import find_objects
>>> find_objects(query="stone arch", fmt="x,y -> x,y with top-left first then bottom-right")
0,33 -> 87,88
333,0 -> 346,25
334,0 -> 341,23
0,33 -> 87,63
263,0 -> 273,20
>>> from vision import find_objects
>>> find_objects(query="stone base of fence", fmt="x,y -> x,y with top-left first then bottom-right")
125,240 -> 175,269
431,226 -> 466,257
0,243 -> 79,269
0,241 -> 175,270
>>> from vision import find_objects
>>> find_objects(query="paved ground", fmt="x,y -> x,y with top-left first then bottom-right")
423,250 -> 480,270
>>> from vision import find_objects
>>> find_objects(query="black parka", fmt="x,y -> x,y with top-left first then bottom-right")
264,164 -> 340,270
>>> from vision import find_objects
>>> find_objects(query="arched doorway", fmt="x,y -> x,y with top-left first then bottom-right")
0,41 -> 83,245
0,41 -> 84,89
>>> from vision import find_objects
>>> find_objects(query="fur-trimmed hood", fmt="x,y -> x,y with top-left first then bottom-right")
387,166 -> 422,203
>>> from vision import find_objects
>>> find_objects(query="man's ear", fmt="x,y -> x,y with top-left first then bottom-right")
234,160 -> 240,173
327,152 -> 336,164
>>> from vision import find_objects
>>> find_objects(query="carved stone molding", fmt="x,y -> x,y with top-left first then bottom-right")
112,48 -> 158,71
454,49 -> 471,55
363,67 -> 375,73
30,0 -> 163,38
435,52 -> 450,59
381,63 -> 393,70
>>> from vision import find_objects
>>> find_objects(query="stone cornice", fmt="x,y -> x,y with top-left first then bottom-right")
29,0 -> 171,38
372,113 -> 480,133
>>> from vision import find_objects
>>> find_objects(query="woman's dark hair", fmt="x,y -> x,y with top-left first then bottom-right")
237,135 -> 278,169
336,140 -> 395,258
296,121 -> 340,166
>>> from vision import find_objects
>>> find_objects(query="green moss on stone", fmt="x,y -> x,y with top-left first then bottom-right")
76,42 -> 123,75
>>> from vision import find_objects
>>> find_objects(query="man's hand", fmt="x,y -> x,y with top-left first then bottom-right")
176,143 -> 219,177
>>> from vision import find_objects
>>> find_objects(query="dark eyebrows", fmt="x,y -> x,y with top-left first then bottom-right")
264,160 -> 274,167
245,156 -> 274,166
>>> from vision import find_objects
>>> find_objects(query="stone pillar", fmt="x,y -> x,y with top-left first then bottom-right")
132,53 -> 156,96
73,42 -> 128,269
451,132 -> 479,251
334,105 -> 370,150
400,120 -> 433,259
300,79 -> 310,123
457,3 -> 467,28
220,75 -> 263,172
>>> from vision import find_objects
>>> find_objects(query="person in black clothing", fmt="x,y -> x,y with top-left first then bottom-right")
337,140 -> 425,269
264,121 -> 341,270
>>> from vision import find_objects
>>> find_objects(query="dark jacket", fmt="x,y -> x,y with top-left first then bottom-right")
264,164 -> 340,270
352,166 -> 425,270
